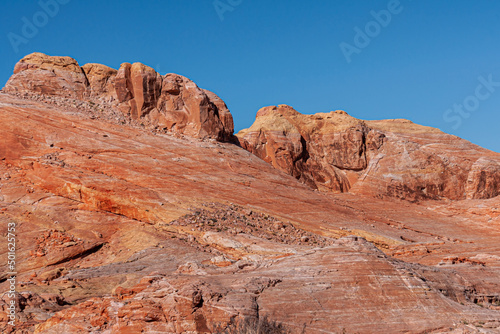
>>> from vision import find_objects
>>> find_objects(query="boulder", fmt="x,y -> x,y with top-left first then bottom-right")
3,52 -> 88,99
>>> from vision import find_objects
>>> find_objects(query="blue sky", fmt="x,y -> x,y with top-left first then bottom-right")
1,0 -> 499,152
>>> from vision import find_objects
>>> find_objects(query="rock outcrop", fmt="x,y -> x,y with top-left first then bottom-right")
81,63 -> 117,98
237,105 -> 500,201
4,53 -> 89,99
1,55 -> 500,333
3,53 -> 234,141
465,157 -> 500,199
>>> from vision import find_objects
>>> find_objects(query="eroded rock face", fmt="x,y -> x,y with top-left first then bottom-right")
32,242 -> 493,334
2,54 -> 500,334
81,63 -> 117,98
466,158 -> 500,199
3,53 -> 234,141
238,105 -> 500,201
4,52 -> 89,99
0,93 -> 500,333
238,105 -> 369,192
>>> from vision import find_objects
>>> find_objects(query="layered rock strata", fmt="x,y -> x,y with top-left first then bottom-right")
237,105 -> 500,201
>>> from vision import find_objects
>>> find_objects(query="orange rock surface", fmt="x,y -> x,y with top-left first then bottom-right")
0,54 -> 499,333
237,105 -> 500,201
4,53 -> 234,141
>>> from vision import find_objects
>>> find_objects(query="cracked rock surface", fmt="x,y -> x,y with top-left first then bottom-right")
0,54 -> 500,333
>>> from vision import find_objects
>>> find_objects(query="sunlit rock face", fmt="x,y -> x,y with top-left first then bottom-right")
238,104 -> 500,201
4,52 -> 234,141
1,53 -> 500,334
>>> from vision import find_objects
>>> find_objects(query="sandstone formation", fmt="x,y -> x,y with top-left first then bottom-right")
1,54 -> 500,333
237,105 -> 500,201
3,53 -> 234,141
465,157 -> 500,199
5,53 -> 89,99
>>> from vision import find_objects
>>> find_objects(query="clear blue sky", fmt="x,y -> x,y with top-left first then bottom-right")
1,0 -> 499,152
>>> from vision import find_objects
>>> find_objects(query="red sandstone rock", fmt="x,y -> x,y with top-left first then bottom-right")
203,89 -> 234,142
1,54 -> 500,333
238,105 -> 500,201
465,157 -> 500,199
3,53 -> 234,141
81,63 -> 117,98
4,52 -> 88,99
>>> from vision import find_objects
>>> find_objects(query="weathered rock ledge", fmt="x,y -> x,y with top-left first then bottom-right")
237,105 -> 500,201
3,52 -> 234,141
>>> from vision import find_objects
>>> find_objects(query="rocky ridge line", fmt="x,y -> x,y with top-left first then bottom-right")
2,52 -> 234,141
237,105 -> 500,201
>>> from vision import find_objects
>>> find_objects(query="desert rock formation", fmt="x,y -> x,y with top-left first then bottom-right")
237,105 -> 500,201
0,54 -> 500,333
3,53 -> 234,141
